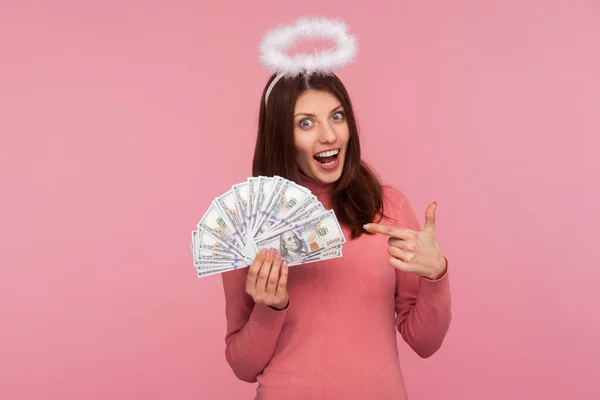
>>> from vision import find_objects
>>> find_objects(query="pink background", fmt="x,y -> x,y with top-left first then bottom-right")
1,1 -> 599,399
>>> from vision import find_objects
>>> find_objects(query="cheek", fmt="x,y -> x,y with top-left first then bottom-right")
293,133 -> 313,160
339,125 -> 350,144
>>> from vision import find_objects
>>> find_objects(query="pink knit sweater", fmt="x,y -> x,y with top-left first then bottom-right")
221,177 -> 452,399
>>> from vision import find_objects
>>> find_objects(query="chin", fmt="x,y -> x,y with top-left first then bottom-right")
313,170 -> 342,184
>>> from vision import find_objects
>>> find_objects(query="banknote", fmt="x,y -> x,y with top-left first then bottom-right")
248,209 -> 346,264
246,177 -> 258,238
253,179 -> 313,238
266,195 -> 325,234
252,176 -> 286,237
191,230 -> 246,263
214,189 -> 246,246
232,182 -> 249,237
290,245 -> 343,266
190,239 -> 238,278
196,203 -> 247,260
250,176 -> 280,235
190,177 -> 347,278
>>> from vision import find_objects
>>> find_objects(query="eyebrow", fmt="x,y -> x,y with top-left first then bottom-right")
294,104 -> 343,118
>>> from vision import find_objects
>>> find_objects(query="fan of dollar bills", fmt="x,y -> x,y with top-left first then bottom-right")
190,176 -> 346,278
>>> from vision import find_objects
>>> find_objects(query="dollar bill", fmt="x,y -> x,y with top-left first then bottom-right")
190,176 -> 347,278
290,245 -> 343,266
232,182 -> 249,237
196,263 -> 245,278
196,203 -> 247,259
191,230 -> 246,264
252,176 -> 287,237
250,176 -> 278,234
191,228 -> 236,257
253,179 -> 313,237
246,177 -> 259,240
248,209 -> 346,264
191,233 -> 249,277
214,189 -> 246,246
266,195 -> 325,234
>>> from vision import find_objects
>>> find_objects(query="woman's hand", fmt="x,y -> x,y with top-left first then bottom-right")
363,202 -> 447,280
245,248 -> 289,310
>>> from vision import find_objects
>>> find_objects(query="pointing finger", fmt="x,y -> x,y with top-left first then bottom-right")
363,223 -> 413,239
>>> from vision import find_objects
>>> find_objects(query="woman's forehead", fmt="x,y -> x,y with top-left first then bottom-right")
294,90 -> 341,114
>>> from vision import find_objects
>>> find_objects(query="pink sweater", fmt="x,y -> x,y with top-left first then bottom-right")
220,177 -> 452,399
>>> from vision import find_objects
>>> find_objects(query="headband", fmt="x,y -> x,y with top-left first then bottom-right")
259,17 -> 358,105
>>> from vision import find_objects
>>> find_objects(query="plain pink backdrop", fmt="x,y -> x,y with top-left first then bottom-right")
1,1 -> 599,399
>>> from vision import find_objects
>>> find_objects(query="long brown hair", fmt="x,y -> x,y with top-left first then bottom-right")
252,73 -> 386,239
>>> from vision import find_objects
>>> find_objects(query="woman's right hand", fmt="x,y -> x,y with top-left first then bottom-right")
245,248 -> 289,310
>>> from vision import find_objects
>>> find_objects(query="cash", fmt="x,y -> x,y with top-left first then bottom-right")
190,176 -> 346,278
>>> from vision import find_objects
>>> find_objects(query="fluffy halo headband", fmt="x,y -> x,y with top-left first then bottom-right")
259,17 -> 358,105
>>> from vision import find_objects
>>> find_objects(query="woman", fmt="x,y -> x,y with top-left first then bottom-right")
220,71 -> 452,399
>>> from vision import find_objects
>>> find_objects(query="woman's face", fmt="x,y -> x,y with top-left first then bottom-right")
293,89 -> 349,184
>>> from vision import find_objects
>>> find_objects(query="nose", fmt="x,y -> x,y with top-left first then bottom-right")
318,122 -> 337,143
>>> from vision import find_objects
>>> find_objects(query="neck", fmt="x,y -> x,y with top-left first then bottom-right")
298,172 -> 335,199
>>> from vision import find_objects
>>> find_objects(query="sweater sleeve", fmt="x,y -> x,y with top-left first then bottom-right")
390,189 -> 452,358
220,267 -> 289,382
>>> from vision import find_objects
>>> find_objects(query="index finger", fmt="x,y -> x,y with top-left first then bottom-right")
363,223 -> 413,239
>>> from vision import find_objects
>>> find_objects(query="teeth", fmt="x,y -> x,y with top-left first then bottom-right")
314,149 -> 339,158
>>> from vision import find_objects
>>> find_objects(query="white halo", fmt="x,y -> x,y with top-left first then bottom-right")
259,17 -> 358,78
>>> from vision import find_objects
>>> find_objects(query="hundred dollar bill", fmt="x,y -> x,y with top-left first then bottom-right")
214,189 -> 246,246
232,182 -> 249,237
249,176 -> 266,233
248,210 -> 346,264
196,258 -> 246,270
191,230 -> 247,264
191,228 -> 239,258
249,176 -> 277,234
290,245 -> 343,266
195,259 -> 238,270
190,240 -> 241,277
253,179 -> 312,237
196,203 -> 246,259
252,176 -> 287,237
246,177 -> 258,239
196,269 -> 226,278
196,262 -> 246,278
267,195 -> 325,233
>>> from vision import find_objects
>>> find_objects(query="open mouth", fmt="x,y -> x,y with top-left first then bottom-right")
313,148 -> 340,167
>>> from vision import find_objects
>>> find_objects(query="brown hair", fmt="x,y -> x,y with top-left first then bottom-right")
252,73 -> 386,239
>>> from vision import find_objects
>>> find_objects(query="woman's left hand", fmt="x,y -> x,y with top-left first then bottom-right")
363,202 -> 447,280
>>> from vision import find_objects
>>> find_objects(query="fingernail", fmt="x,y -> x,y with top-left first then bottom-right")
363,224 -> 369,230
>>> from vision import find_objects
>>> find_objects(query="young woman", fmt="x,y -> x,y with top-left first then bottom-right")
220,72 -> 452,399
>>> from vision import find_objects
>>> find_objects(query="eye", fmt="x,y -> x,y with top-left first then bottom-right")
299,119 -> 313,128
332,111 -> 345,121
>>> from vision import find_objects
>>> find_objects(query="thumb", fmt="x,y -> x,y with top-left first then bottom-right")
423,201 -> 437,232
